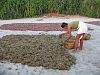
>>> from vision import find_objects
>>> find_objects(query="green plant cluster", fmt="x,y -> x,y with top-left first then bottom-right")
0,0 -> 100,19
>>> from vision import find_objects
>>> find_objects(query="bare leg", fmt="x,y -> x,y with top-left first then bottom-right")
73,34 -> 84,53
79,34 -> 84,50
73,34 -> 80,53
79,38 -> 83,50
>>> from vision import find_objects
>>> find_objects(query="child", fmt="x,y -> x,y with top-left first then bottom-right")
59,21 -> 88,53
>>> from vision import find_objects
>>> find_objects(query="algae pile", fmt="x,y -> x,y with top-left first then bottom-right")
0,35 -> 76,70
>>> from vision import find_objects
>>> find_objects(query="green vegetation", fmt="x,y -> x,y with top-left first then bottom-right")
0,35 -> 76,70
80,0 -> 100,18
69,21 -> 79,29
0,0 -> 100,19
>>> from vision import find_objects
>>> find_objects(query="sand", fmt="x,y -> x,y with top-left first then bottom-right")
0,16 -> 100,75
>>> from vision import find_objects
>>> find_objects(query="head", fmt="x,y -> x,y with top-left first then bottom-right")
61,22 -> 68,29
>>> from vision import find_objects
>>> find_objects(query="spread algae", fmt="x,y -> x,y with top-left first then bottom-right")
0,35 -> 76,70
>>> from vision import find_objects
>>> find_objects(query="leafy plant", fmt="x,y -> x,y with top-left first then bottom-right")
0,0 -> 100,19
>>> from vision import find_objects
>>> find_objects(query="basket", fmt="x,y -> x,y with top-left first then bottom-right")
68,36 -> 76,42
83,34 -> 91,40
64,43 -> 75,49
68,39 -> 75,42
64,41 -> 75,49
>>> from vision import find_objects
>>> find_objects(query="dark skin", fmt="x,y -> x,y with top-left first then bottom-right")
59,25 -> 84,53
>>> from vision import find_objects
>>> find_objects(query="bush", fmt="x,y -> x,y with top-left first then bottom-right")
80,0 -> 100,18
0,0 -> 100,19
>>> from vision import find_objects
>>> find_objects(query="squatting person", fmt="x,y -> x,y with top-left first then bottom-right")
59,21 -> 88,53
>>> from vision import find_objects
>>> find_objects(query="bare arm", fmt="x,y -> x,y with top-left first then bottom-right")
59,32 -> 69,36
62,26 -> 72,44
65,26 -> 71,41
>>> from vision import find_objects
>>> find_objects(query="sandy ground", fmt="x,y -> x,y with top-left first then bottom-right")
0,17 -> 100,75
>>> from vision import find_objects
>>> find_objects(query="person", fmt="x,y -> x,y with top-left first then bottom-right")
59,21 -> 88,53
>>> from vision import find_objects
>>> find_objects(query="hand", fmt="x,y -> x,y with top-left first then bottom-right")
59,35 -> 62,39
62,40 -> 66,45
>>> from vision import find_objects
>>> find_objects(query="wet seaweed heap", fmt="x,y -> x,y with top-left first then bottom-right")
0,35 -> 76,70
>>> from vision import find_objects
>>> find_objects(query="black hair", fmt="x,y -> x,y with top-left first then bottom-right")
61,22 -> 68,28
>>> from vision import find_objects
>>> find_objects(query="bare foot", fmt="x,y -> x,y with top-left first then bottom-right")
79,48 -> 82,50
73,50 -> 77,53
